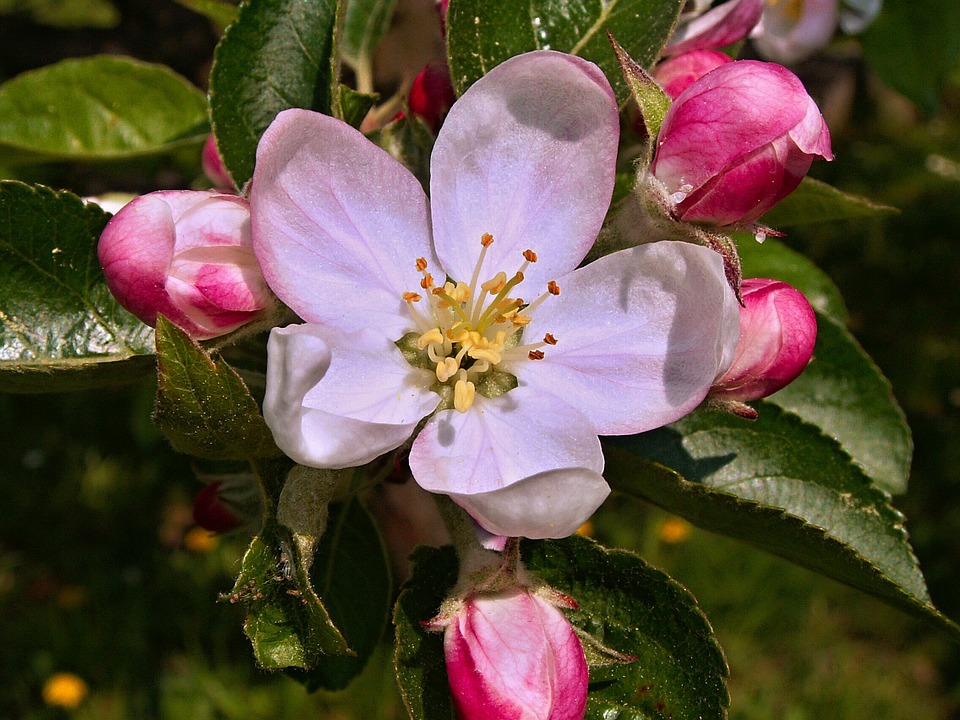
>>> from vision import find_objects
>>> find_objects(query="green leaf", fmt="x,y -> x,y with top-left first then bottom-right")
0,56 -> 208,165
0,0 -> 118,28
289,498 -> 393,691
172,0 -> 239,27
610,33 -> 671,137
394,545 -> 458,720
342,0 -> 398,68
0,181 -> 155,393
209,0 -> 339,187
525,536 -> 729,720
607,411 -> 959,637
735,234 -> 849,324
153,316 -> 280,461
760,177 -> 898,228
861,0 -> 960,112
228,521 -> 349,670
767,313 -> 912,496
394,540 -> 729,720
338,84 -> 380,129
446,0 -> 684,103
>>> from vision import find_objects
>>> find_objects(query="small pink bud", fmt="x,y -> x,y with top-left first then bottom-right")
193,481 -> 244,533
651,60 -> 833,227
711,278 -> 817,401
408,61 -> 456,134
98,190 -> 274,340
444,589 -> 588,720
201,135 -> 234,190
653,49 -> 732,99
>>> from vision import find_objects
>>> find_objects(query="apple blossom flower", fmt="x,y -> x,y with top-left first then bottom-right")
653,49 -> 732,98
710,278 -> 817,402
651,59 -> 833,227
751,0 -> 882,64
251,51 -> 740,539
665,0 -> 764,56
98,190 -> 274,340
441,588 -> 588,720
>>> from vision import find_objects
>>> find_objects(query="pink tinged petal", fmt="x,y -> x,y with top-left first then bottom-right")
653,49 -> 733,99
751,0 -> 839,64
430,51 -> 619,289
665,0 -> 764,56
444,590 -> 588,720
250,108 -> 436,337
711,278 -> 817,401
202,134 -> 233,190
409,386 -> 607,539
263,324 -> 438,469
518,242 -> 741,435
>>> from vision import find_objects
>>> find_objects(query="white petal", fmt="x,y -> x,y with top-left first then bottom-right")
409,386 -> 607,538
264,324 -> 438,468
430,51 -> 619,290
251,109 -> 436,338
517,242 -> 741,435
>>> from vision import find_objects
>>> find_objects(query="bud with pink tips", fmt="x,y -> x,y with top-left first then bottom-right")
651,59 -> 833,228
439,588 -> 588,720
710,278 -> 817,411
653,49 -> 732,99
98,190 -> 274,340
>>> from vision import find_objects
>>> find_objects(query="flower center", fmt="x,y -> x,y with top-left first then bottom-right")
400,233 -> 560,412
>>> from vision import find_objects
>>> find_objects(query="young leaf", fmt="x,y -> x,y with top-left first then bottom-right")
735,234 -> 849,324
153,316 -> 280,460
525,536 -> 729,720
446,0 -> 684,102
767,313 -> 912,496
394,545 -> 459,720
606,410 -> 959,638
0,181 -> 155,393
288,498 -> 393,691
209,0 -> 339,187
0,56 -> 208,165
760,177 -> 898,228
338,84 -> 380,129
227,522 -> 350,670
609,33 -> 671,137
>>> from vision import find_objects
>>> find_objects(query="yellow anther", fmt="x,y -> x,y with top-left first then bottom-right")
514,270 -> 525,283
454,372 -> 477,412
547,280 -> 560,296
416,257 -> 428,271
481,232 -> 494,247
452,282 -> 471,303
523,249 -> 538,262
470,347 -> 502,364
447,323 -> 471,343
436,357 -> 459,382
528,350 -> 545,360
512,314 -> 532,327
481,271 -> 507,293
417,327 -> 444,349
544,333 -> 557,345
403,291 -> 422,303
420,273 -> 434,289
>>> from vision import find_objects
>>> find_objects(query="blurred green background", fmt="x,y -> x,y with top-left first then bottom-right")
1,1 -> 959,718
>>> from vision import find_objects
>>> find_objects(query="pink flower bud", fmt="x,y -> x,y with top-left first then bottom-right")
653,49 -> 732,99
443,589 -> 588,720
408,61 -> 456,134
193,481 -> 244,533
202,135 -> 234,190
98,190 -> 273,340
651,60 -> 833,227
711,278 -> 817,401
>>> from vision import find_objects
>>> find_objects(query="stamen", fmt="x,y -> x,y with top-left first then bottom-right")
416,257 -> 428,272
481,232 -> 494,247
481,271 -> 507,294
420,273 -> 434,289
528,350 -> 545,360
523,249 -> 538,262
454,370 -> 476,412
468,234 -> 494,319
402,291 -> 422,303
436,357 -> 459,382
544,333 -> 557,345
417,327 -> 444,349
547,280 -> 560,295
